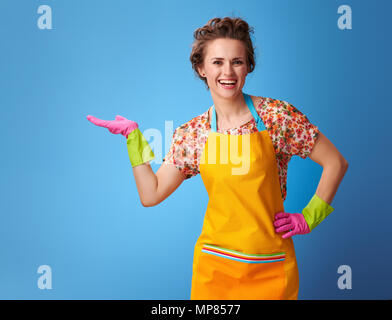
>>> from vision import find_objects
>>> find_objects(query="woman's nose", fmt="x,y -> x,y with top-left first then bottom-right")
223,62 -> 234,75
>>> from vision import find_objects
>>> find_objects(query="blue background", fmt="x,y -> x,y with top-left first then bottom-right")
1,0 -> 391,299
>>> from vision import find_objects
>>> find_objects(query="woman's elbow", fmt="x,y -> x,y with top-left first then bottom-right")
335,156 -> 349,174
341,156 -> 349,172
140,198 -> 157,207
324,155 -> 348,173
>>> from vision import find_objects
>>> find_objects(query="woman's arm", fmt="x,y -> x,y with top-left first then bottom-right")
132,163 -> 186,207
86,114 -> 186,207
308,131 -> 349,204
274,131 -> 349,238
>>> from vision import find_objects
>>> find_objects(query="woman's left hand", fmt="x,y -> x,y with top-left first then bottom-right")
273,212 -> 310,239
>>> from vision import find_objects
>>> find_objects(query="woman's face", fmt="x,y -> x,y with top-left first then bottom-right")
198,38 -> 249,100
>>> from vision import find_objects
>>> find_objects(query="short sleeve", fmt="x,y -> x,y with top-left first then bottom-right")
162,125 -> 199,179
279,101 -> 320,159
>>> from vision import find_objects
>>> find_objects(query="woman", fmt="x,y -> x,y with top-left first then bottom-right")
87,17 -> 348,300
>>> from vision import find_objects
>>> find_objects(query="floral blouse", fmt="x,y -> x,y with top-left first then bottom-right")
163,96 -> 320,201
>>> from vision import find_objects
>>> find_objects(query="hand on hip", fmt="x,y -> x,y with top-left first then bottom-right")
274,212 -> 310,239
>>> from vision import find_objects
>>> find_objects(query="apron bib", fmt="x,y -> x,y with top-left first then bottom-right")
190,93 -> 299,300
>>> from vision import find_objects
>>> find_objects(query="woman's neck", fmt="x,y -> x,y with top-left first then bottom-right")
211,92 -> 248,121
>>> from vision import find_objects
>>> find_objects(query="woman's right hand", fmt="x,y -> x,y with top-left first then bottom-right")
86,115 -> 139,139
87,114 -> 186,207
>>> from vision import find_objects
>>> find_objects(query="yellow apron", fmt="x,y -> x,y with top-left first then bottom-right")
190,93 -> 299,300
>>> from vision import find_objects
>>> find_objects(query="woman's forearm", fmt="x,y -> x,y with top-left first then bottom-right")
315,158 -> 349,204
132,162 -> 186,207
132,163 -> 158,207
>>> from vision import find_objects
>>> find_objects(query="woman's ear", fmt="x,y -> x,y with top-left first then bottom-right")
197,66 -> 206,78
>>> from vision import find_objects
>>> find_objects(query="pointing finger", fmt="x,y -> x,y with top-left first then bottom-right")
87,115 -> 110,128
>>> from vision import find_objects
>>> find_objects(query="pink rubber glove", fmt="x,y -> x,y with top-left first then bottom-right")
86,115 -> 138,138
273,212 -> 311,239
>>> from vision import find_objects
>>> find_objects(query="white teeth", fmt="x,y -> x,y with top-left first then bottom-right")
219,80 -> 236,84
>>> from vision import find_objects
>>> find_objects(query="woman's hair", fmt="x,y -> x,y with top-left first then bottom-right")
190,17 -> 256,90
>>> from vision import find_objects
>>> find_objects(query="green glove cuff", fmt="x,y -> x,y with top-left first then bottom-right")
301,194 -> 335,231
126,128 -> 155,167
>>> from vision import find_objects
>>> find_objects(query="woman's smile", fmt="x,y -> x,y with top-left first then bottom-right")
218,79 -> 237,89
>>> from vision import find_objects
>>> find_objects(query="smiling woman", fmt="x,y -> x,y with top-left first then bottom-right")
194,38 -> 250,128
87,16 -> 348,301
190,17 -> 256,91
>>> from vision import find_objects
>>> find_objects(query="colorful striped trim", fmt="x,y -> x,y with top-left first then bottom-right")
201,244 -> 285,264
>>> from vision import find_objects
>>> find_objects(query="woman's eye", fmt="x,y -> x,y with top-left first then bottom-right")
213,61 -> 243,65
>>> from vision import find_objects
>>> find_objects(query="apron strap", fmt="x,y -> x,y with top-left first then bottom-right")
244,93 -> 266,132
211,93 -> 266,132
211,104 -> 217,132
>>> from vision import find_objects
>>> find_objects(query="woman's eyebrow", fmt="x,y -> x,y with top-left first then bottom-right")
210,57 -> 244,60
